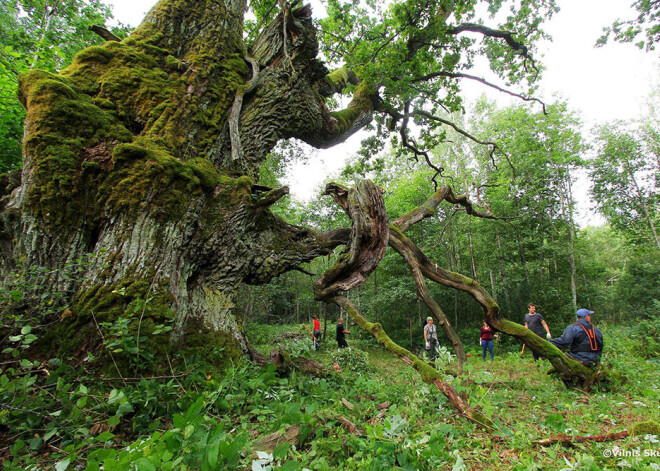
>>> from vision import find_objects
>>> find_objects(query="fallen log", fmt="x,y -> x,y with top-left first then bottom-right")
535,430 -> 629,446
252,425 -> 300,454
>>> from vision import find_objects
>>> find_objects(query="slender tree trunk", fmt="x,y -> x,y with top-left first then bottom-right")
496,233 -> 511,311
467,219 -> 479,282
31,1 -> 61,68
550,231 -> 559,275
516,233 -> 530,288
322,303 -> 327,340
409,309 -> 413,351
626,162 -> 660,248
489,269 -> 496,301
557,166 -> 578,311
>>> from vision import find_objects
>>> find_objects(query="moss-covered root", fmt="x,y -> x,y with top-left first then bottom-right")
631,420 -> 660,437
330,296 -> 495,432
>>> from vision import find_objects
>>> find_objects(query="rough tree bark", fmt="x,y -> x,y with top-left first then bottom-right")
0,0 -> 368,362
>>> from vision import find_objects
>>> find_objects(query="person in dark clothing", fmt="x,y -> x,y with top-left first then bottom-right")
480,321 -> 494,360
549,308 -> 603,367
336,318 -> 350,348
524,303 -> 552,362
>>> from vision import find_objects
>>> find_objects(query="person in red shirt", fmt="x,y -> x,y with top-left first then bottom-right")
312,315 -> 321,351
480,321 -> 494,360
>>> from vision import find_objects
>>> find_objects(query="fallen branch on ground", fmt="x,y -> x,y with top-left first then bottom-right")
535,430 -> 629,446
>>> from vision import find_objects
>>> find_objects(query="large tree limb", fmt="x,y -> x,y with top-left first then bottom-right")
397,242 -> 466,372
330,296 -> 494,431
88,25 -> 120,42
388,228 -> 599,388
447,23 -> 529,57
313,181 -> 491,429
393,185 -> 506,232
535,430 -> 629,446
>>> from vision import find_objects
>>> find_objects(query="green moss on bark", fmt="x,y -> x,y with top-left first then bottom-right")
18,0 -> 249,231
179,317 -> 244,368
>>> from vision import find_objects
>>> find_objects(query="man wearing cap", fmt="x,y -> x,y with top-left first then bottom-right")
424,317 -> 439,361
549,308 -> 604,367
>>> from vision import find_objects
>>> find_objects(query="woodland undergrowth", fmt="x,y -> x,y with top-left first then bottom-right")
1,265 -> 659,470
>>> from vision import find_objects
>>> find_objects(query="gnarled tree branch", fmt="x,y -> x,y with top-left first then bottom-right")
88,25 -> 120,42
411,71 -> 547,114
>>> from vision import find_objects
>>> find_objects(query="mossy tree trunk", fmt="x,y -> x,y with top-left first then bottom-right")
0,0 -> 371,362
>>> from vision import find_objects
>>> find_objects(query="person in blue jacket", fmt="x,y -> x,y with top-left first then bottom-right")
549,308 -> 603,367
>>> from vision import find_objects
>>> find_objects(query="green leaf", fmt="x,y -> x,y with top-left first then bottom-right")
77,396 -> 88,408
21,325 -> 32,335
107,389 -> 124,404
172,413 -> 185,429
281,461 -> 301,471
55,459 -> 71,471
29,436 -> 43,450
273,442 -> 290,460
108,416 -> 120,427
117,401 -> 134,416
134,458 -> 156,471
95,432 -> 115,442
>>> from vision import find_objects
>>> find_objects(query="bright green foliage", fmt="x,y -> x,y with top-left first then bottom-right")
597,0 -> 660,51
0,1 -> 128,171
4,321 -> 660,469
318,0 -> 559,167
590,123 -> 660,249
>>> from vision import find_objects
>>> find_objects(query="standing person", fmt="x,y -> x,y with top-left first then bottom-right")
549,308 -> 603,367
480,321 -> 494,361
524,303 -> 552,362
312,315 -> 321,351
424,317 -> 439,361
336,318 -> 350,348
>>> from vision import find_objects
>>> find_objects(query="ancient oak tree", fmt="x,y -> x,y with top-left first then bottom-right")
1,0 -> 597,389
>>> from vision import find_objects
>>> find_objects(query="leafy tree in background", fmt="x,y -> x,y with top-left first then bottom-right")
590,123 -> 660,249
597,0 -> 660,51
0,1 -> 127,170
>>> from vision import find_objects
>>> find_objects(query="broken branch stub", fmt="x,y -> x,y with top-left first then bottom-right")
314,181 -> 389,299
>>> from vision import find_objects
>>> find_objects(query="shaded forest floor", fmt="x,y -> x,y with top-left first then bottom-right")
1,322 -> 659,470
245,322 -> 660,470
